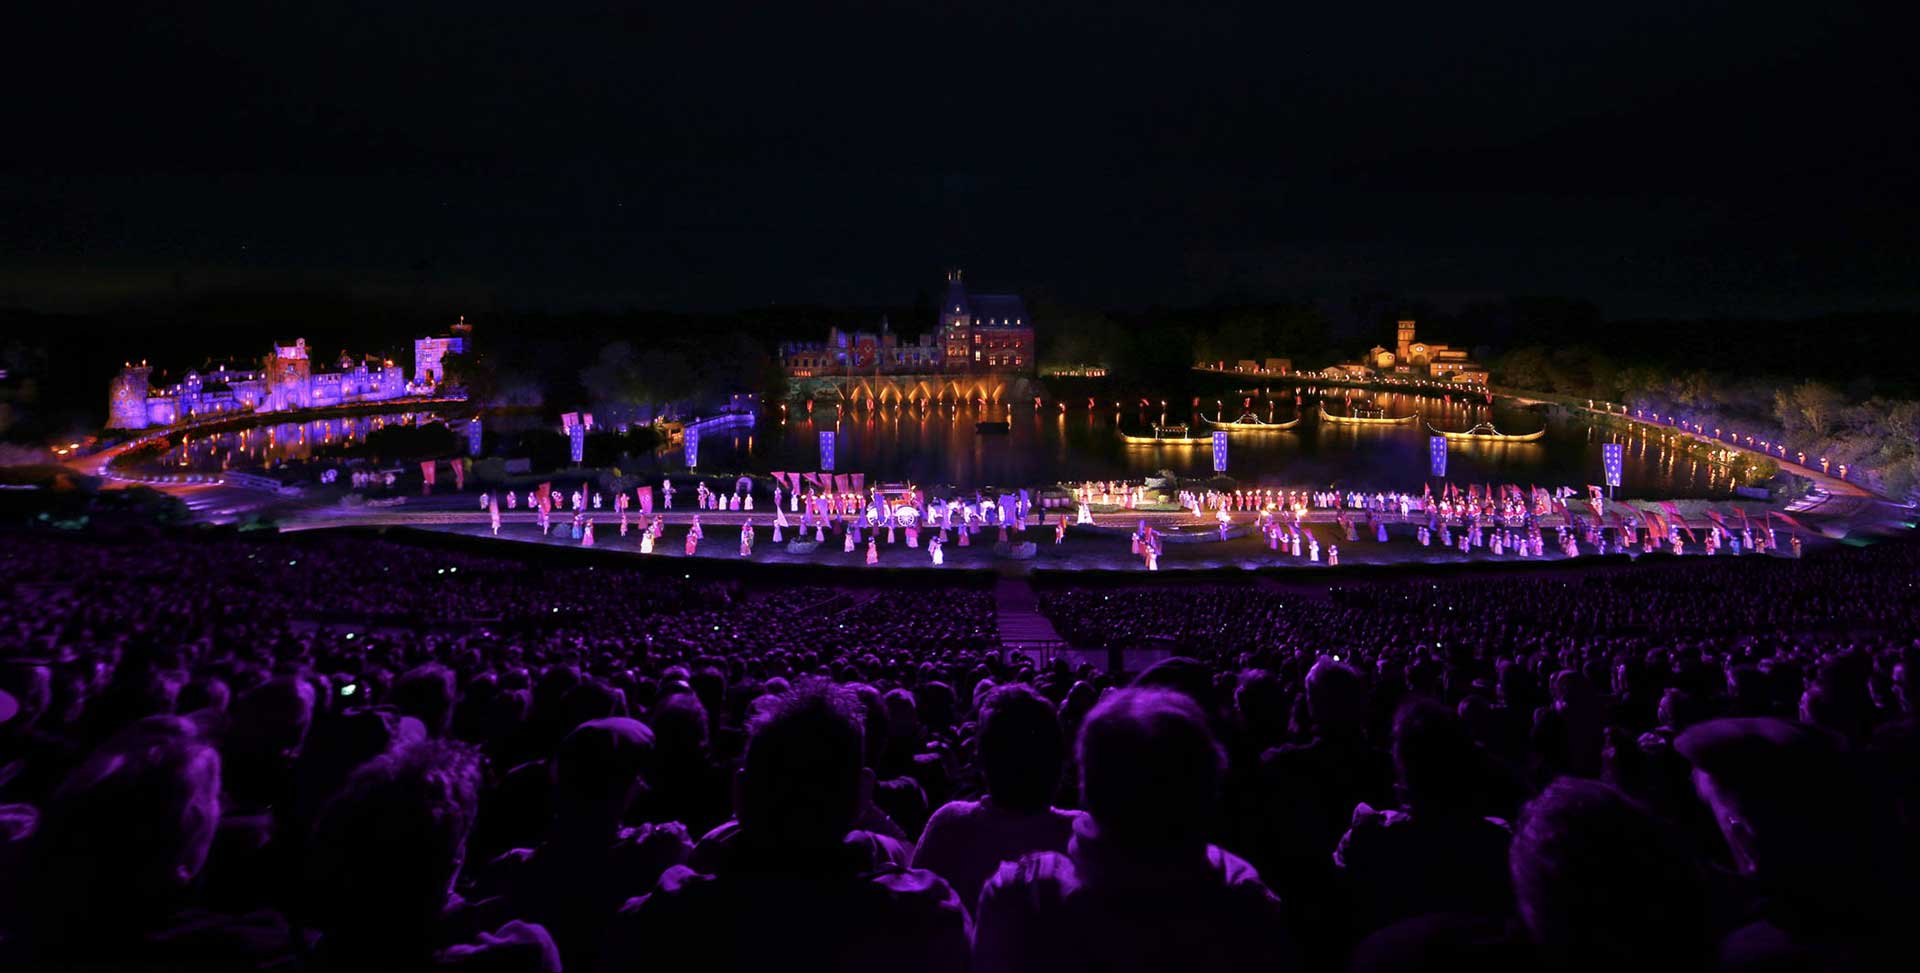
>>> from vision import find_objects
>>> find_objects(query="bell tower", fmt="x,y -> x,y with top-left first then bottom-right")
941,269 -> 972,368
1396,320 -> 1416,362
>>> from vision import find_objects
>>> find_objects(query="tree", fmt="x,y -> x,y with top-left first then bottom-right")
1774,381 -> 1847,438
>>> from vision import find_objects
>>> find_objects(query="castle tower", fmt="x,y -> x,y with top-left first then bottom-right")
941,269 -> 972,367
107,364 -> 154,429
266,338 -> 312,412
1396,320 -> 1416,363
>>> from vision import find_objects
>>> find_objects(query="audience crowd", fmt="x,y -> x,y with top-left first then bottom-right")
0,526 -> 1914,971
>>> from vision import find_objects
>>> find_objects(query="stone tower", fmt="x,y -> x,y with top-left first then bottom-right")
107,364 -> 153,429
940,269 -> 972,366
1396,320 -> 1416,363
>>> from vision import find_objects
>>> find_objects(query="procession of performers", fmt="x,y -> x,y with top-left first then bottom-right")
474,473 -> 1806,569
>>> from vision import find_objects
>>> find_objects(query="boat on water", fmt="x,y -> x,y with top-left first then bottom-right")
1425,420 -> 1546,442
974,419 -> 1012,433
1317,403 -> 1417,425
1201,412 -> 1301,431
1118,423 -> 1214,447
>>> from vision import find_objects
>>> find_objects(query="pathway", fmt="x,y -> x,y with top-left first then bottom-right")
994,577 -> 1065,652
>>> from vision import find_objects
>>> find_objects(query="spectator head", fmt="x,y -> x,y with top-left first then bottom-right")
735,679 -> 870,849
1076,688 -> 1224,852
1305,657 -> 1366,736
1676,717 -> 1877,897
977,684 -> 1065,814
651,692 -> 708,762
229,675 -> 317,758
1391,699 -> 1481,815
28,716 -> 221,930
390,664 -> 457,738
1131,657 -> 1216,714
1510,779 -> 1710,972
1233,669 -> 1289,745
176,675 -> 230,716
307,740 -> 483,950
552,717 -> 655,825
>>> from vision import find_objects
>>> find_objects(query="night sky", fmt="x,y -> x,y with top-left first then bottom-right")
4,2 -> 1913,317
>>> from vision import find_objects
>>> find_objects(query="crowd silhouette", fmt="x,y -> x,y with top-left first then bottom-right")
0,527 -> 1914,970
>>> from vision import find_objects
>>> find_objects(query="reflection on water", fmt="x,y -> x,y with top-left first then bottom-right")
142,392 -> 1739,499
155,413 -> 445,471
693,391 -> 1736,498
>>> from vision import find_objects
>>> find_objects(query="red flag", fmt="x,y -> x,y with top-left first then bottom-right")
851,473 -> 865,495
1771,511 -> 1812,534
637,486 -> 652,515
420,460 -> 436,485
833,474 -> 850,494
1659,501 -> 1697,540
451,460 -> 466,491
1639,504 -> 1665,538
1733,506 -> 1751,531
1423,482 -> 1432,499
1704,510 -> 1729,532
537,482 -> 552,511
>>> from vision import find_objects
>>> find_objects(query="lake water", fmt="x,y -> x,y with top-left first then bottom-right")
147,390 -> 1739,499
687,390 -> 1737,498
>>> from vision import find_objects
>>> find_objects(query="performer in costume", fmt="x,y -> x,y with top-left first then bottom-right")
582,519 -> 595,547
866,536 -> 879,565
740,519 -> 754,557
490,498 -> 501,536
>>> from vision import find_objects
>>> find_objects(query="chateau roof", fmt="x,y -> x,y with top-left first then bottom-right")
970,294 -> 1028,326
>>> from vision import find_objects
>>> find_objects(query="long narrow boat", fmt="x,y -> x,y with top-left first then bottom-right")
1201,411 -> 1301,430
1424,420 -> 1546,442
1318,403 -> 1417,425
1118,423 -> 1215,447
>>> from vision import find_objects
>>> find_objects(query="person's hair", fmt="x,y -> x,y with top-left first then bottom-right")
1510,779 -> 1710,972
1391,699 -> 1480,812
1305,658 -> 1366,733
1076,688 -> 1223,850
26,716 -> 221,933
305,740 -> 482,947
977,684 -> 1064,813
390,664 -> 457,737
738,679 -> 867,845
651,692 -> 710,758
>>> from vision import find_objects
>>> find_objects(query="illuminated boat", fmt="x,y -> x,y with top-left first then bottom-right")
1425,420 -> 1546,442
1118,423 -> 1214,447
1201,412 -> 1301,431
1317,403 -> 1416,425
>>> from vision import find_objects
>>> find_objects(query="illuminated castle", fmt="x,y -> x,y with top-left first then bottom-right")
939,269 -> 1033,373
107,320 -> 469,430
1363,320 -> 1489,384
781,270 -> 1034,378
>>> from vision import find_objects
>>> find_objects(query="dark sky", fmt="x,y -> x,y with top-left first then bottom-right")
4,1 -> 1914,318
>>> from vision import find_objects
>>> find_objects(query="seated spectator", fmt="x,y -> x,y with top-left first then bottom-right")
482,718 -> 691,972
1509,778 -> 1712,972
305,739 -> 559,971
604,679 -> 970,973
1679,718 -> 1905,972
913,684 -> 1083,910
0,715 -> 290,968
1335,699 -> 1514,934
973,688 -> 1294,973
